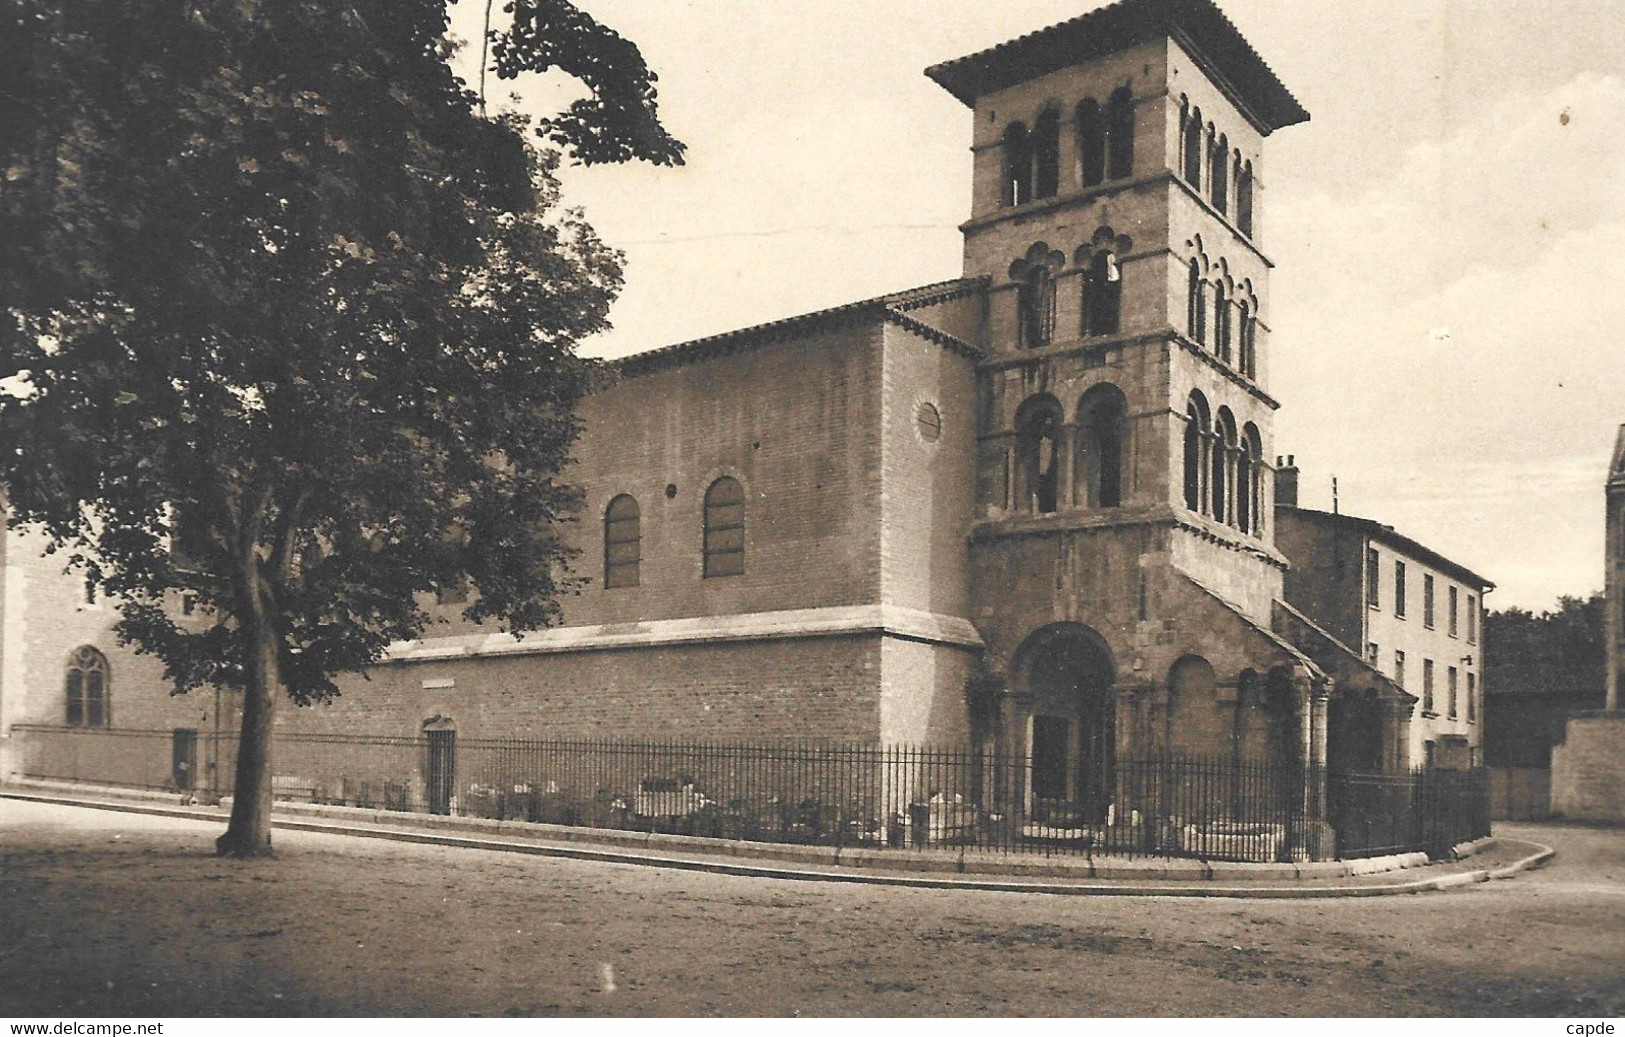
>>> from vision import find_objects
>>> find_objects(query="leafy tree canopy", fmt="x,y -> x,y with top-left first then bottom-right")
0,0 -> 683,853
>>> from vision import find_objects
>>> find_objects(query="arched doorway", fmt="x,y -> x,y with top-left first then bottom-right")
1013,624 -> 1116,822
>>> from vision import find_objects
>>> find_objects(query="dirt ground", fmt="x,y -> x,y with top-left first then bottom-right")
2,799 -> 1622,1018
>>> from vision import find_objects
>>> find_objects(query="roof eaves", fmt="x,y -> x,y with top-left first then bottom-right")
1280,506 -> 1496,591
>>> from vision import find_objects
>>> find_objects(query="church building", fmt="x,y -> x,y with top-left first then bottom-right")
3,0 -> 1444,834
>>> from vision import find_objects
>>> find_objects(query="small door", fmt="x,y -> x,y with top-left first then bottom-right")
426,729 -> 456,815
171,728 -> 198,790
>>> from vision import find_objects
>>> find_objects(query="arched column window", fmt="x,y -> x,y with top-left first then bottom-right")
1242,302 -> 1259,379
1076,383 -> 1128,509
1033,108 -> 1060,199
1081,249 -> 1122,336
1076,99 -> 1105,188
1215,282 -> 1231,364
1212,133 -> 1229,213
1182,104 -> 1203,186
65,646 -> 110,728
1016,395 -> 1064,515
1242,423 -> 1264,536
1020,267 -> 1056,348
1213,408 -> 1237,526
703,477 -> 745,577
1237,299 -> 1252,377
604,494 -> 641,588
1107,86 -> 1135,180
1003,122 -> 1032,206
1183,391 -> 1210,513
1187,259 -> 1205,343
1236,161 -> 1255,237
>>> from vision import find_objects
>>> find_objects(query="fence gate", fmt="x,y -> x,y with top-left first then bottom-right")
171,728 -> 197,790
426,729 -> 456,815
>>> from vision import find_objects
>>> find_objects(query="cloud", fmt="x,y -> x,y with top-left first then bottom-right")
1271,73 -> 1624,609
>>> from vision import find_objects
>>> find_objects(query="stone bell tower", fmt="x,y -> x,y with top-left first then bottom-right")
925,0 -> 1327,800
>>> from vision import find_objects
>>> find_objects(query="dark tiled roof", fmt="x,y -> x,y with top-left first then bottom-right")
1279,506 -> 1495,591
925,0 -> 1309,134
610,278 -> 987,378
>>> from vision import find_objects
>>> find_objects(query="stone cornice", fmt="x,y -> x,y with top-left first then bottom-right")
380,604 -> 985,665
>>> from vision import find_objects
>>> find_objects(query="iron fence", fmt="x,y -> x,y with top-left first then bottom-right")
7,724 -> 1490,862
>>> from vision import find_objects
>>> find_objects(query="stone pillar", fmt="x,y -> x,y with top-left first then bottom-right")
1059,424 -> 1077,509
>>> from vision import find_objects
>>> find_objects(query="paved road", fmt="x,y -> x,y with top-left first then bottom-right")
1,800 -> 1620,1017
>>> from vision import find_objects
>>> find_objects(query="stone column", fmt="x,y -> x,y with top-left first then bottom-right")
1059,424 -> 1077,509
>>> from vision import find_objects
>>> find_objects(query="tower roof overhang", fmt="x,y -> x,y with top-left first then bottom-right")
925,0 -> 1309,135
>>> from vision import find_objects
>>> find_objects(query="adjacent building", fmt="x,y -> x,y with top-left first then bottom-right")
1272,459 -> 1493,770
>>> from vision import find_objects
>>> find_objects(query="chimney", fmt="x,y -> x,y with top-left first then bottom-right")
1275,454 -> 1299,508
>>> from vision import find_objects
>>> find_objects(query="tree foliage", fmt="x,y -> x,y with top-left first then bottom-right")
1485,593 -> 1606,696
0,0 -> 682,854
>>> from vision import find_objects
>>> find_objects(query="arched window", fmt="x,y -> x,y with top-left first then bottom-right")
1003,122 -> 1032,206
1076,99 -> 1105,188
1076,384 -> 1128,509
1236,161 -> 1255,237
1187,260 -> 1206,344
1107,86 -> 1135,180
1020,266 -> 1057,348
65,645 -> 109,728
1241,423 -> 1264,536
1242,301 -> 1259,379
1033,108 -> 1060,199
1183,391 -> 1210,513
1211,133 -> 1229,213
703,477 -> 745,578
1237,299 -> 1252,377
1212,408 -> 1237,525
604,494 -> 641,588
1214,282 -> 1230,364
1082,250 -> 1122,336
1016,395 -> 1063,515
1182,105 -> 1203,185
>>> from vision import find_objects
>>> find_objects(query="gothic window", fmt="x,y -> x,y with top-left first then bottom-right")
1187,259 -> 1205,343
1212,133 -> 1229,213
1183,391 -> 1210,513
65,646 -> 109,728
1016,395 -> 1063,515
703,478 -> 745,578
1076,99 -> 1105,188
1077,384 -> 1127,509
1082,250 -> 1122,336
1107,86 -> 1135,180
1033,108 -> 1060,199
604,494 -> 641,588
1182,104 -> 1203,186
1019,266 -> 1057,348
1003,122 -> 1032,206
1236,161 -> 1255,237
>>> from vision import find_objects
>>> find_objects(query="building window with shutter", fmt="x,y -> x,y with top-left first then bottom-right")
1366,547 -> 1380,609
1448,666 -> 1459,718
703,478 -> 745,578
1467,594 -> 1478,643
1424,574 -> 1436,629
604,494 -> 641,588
1395,560 -> 1407,618
1449,585 -> 1460,638
1422,659 -> 1435,714
1467,672 -> 1477,722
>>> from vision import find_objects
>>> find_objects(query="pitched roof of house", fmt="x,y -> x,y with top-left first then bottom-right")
925,0 -> 1309,134
1278,505 -> 1495,591
609,277 -> 987,378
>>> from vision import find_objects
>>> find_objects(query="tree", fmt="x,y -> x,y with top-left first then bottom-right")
1485,593 -> 1607,696
0,0 -> 683,856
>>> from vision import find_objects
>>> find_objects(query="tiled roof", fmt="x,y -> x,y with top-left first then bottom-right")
1279,506 -> 1495,591
610,277 -> 987,378
925,0 -> 1309,134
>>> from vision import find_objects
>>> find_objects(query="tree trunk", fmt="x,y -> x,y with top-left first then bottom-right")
215,611 -> 279,858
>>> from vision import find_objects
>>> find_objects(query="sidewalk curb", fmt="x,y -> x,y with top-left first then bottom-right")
1,787 -> 1555,899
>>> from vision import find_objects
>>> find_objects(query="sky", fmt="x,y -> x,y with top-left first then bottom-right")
449,0 -> 1625,613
